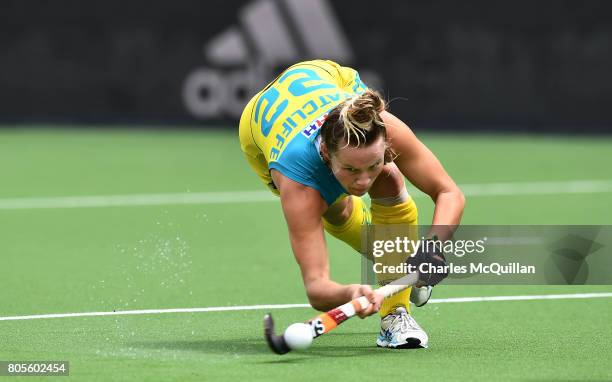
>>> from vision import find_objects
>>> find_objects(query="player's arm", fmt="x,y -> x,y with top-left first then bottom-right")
271,170 -> 381,316
381,111 -> 465,240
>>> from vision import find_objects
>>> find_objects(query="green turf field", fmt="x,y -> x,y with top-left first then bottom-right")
1,128 -> 611,381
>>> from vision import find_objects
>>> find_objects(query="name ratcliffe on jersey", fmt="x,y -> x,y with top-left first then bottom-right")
239,60 -> 367,206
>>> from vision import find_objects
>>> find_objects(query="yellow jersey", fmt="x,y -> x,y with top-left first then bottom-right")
239,60 -> 367,205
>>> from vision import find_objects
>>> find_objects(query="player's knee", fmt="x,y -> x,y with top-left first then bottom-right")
322,196 -> 353,227
369,163 -> 405,200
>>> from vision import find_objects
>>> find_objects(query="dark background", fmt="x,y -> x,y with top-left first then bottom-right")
1,0 -> 611,132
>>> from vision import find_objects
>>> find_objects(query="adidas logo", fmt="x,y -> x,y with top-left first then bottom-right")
182,0 -> 381,119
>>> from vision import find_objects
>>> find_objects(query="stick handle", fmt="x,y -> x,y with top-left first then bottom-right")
306,272 -> 419,338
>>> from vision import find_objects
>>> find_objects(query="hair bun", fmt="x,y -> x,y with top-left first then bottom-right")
339,89 -> 385,146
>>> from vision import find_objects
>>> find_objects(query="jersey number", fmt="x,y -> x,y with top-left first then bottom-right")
255,68 -> 334,137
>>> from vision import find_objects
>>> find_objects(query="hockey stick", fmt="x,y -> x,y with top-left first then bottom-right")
264,272 -> 419,354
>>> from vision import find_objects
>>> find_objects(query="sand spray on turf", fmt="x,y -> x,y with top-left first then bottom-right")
90,210 -> 199,357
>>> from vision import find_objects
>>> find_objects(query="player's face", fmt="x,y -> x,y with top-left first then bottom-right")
327,136 -> 386,196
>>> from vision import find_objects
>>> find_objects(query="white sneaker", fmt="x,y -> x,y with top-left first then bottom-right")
376,307 -> 428,349
410,285 -> 433,307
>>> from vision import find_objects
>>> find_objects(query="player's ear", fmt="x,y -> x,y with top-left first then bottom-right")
320,142 -> 330,162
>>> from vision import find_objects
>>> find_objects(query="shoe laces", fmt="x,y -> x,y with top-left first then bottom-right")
386,308 -> 420,334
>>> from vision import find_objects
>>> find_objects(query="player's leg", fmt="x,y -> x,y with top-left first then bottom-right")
322,192 -> 423,312
322,195 -> 370,254
239,95 -> 280,195
369,162 -> 428,348
368,163 -> 419,316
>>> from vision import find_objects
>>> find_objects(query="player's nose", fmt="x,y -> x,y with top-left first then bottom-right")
354,175 -> 371,188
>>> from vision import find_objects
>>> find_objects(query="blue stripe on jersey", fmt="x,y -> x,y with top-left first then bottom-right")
268,131 -> 346,206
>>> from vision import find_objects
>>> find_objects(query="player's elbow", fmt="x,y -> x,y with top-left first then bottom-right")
439,184 -> 466,211
308,299 -> 329,312
305,286 -> 333,312
456,187 -> 466,210
306,291 -> 328,311
309,299 -> 337,312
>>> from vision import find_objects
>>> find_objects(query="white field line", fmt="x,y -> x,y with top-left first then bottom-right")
1,179 -> 612,210
451,179 -> 612,197
1,292 -> 611,322
0,191 -> 277,210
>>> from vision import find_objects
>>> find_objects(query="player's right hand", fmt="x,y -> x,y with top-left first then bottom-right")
349,284 -> 383,319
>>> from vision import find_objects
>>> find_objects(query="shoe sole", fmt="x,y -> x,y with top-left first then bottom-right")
388,338 -> 427,349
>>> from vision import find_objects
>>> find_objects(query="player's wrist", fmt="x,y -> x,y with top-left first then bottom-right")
345,284 -> 361,300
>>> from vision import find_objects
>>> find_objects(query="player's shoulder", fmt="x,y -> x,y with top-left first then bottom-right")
272,134 -> 320,176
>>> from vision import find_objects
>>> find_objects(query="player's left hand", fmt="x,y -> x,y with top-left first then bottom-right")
406,240 -> 449,287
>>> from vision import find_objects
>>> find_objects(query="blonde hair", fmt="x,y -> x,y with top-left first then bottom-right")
321,89 -> 394,162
